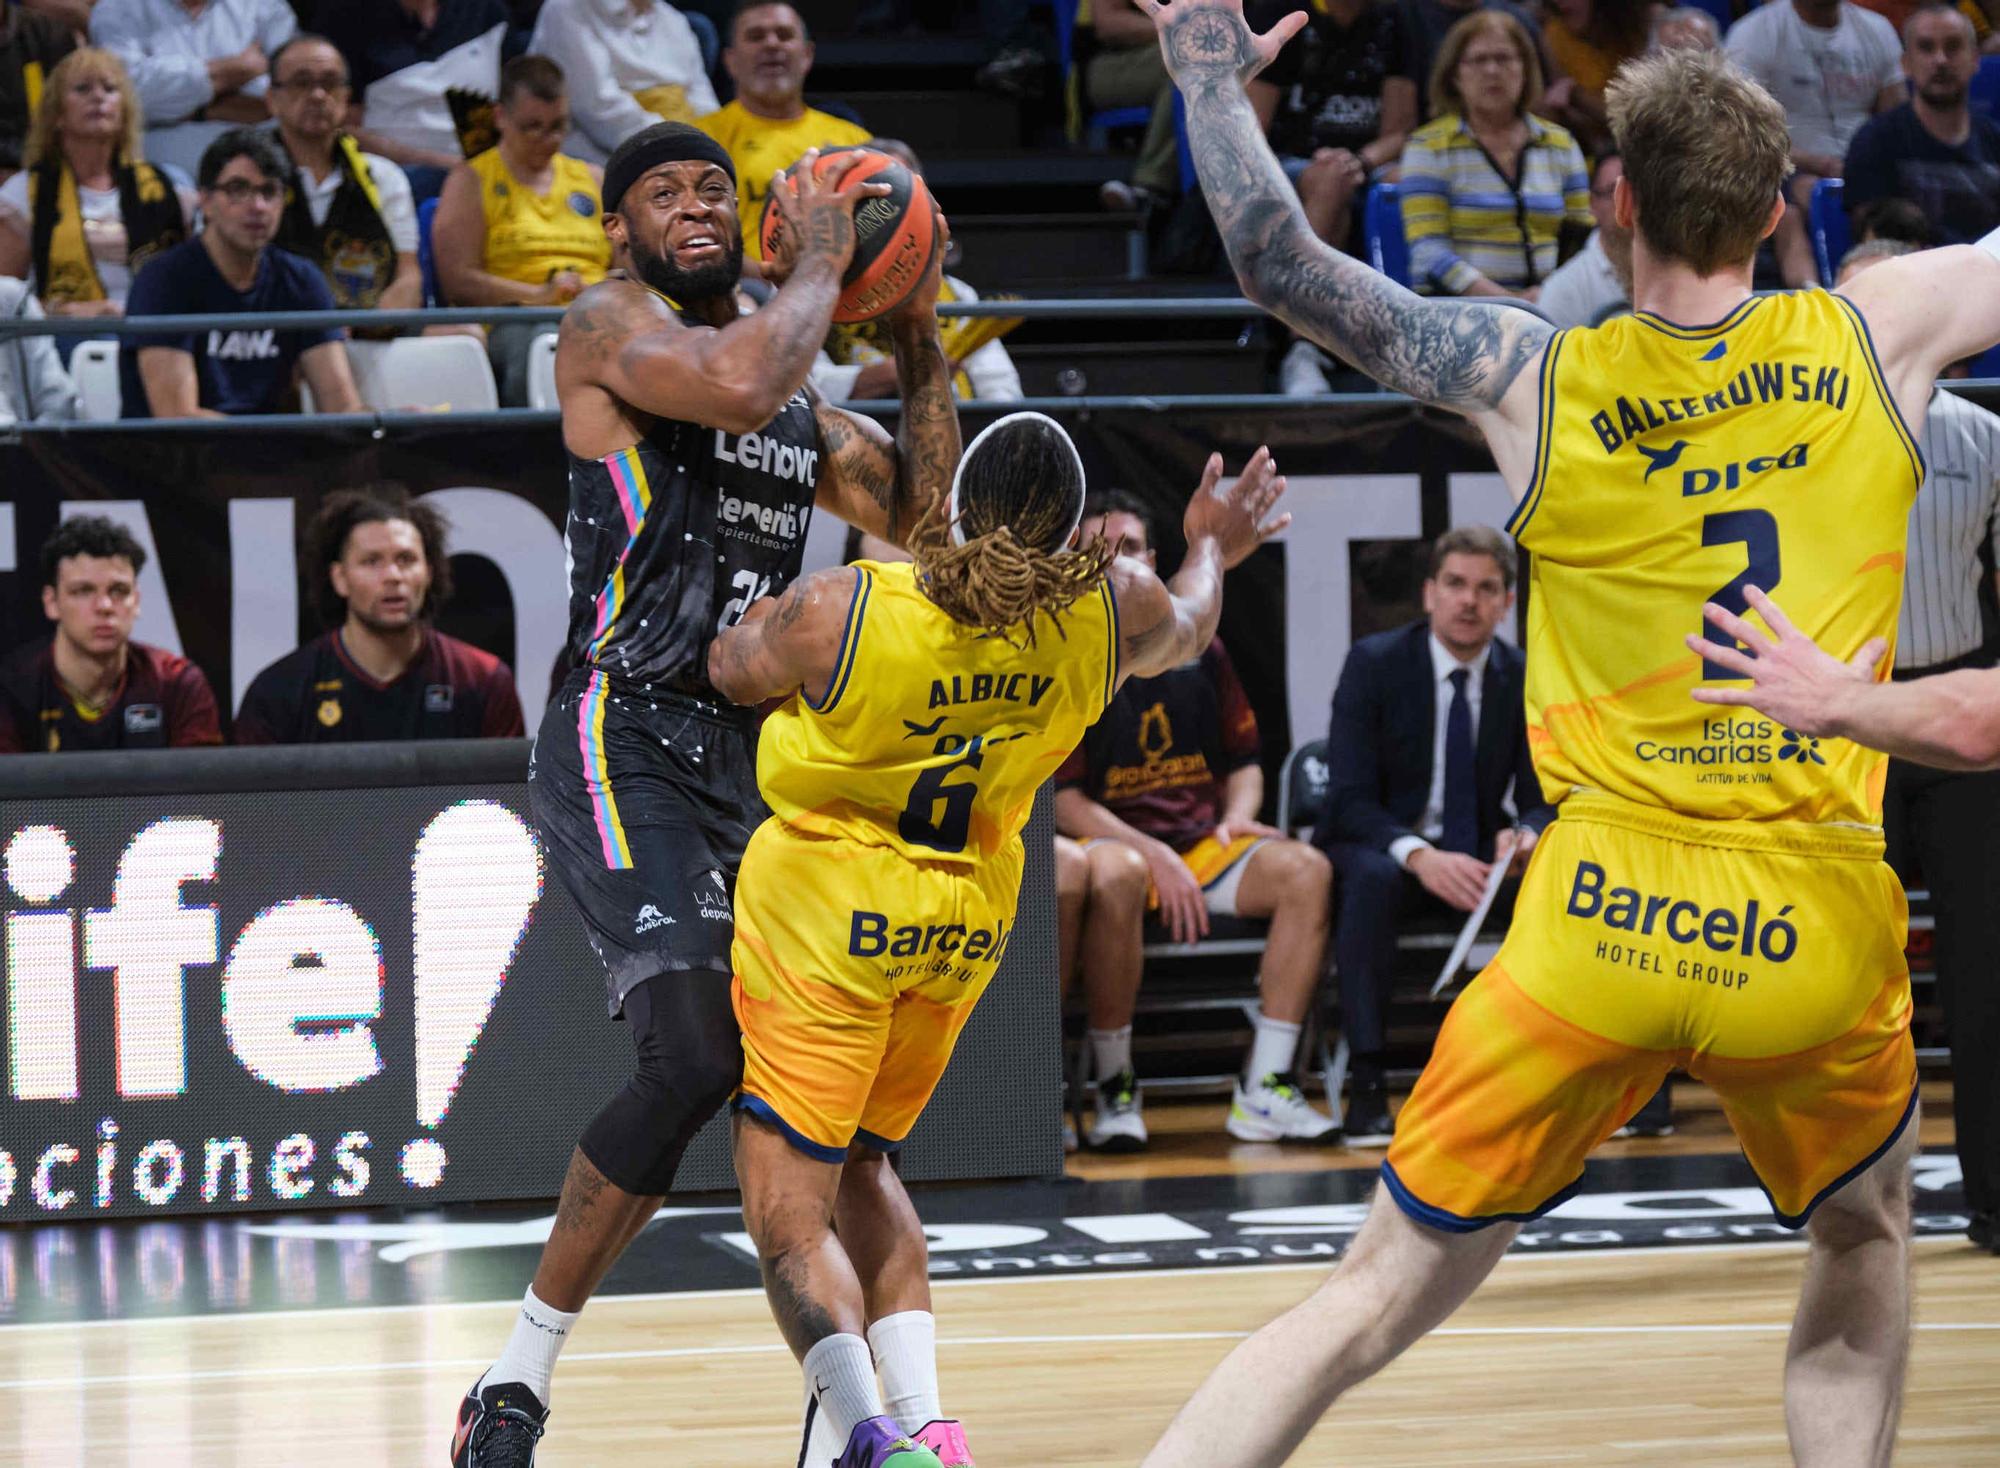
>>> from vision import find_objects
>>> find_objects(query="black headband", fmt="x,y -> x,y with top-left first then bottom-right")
602,122 -> 736,213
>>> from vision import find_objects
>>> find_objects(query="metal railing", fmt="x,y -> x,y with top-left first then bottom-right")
0,297 -> 1272,340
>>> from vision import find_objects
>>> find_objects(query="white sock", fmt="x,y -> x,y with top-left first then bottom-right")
868,1310 -> 943,1433
803,1333 -> 885,1449
1087,1025 -> 1133,1084
800,1373 -> 850,1467
1244,1009 -> 1303,1085
484,1286 -> 579,1405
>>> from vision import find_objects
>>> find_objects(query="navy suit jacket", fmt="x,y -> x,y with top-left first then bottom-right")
1312,620 -> 1555,862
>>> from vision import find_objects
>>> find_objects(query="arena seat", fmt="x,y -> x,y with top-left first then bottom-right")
526,331 -> 560,410
1052,0 -> 1153,143
1808,177 -> 1849,288
1973,53 -> 1999,122
316,336 -> 499,412
70,339 -> 121,421
418,196 -> 442,307
1364,183 -> 1412,288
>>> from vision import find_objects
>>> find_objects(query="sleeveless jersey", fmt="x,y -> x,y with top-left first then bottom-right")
1507,289 -> 1923,827
467,147 -> 610,287
757,560 -> 1120,865
562,376 -> 820,698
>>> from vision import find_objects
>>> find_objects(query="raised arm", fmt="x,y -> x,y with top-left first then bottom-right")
1838,234 -> 2000,428
707,566 -> 860,706
1111,447 -> 1288,684
1139,0 -> 1549,482
808,211 -> 962,546
560,151 -> 888,437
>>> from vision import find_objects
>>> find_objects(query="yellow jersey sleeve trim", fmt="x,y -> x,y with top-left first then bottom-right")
1502,328 -> 1567,540
806,567 -> 871,714
1629,294 -> 1766,341
1829,293 -> 1927,490
1100,575 -> 1121,714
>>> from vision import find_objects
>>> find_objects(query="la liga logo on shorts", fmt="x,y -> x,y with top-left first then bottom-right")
695,869 -> 730,922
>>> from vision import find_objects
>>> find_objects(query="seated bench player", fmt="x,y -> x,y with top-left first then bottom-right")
234,485 -> 523,742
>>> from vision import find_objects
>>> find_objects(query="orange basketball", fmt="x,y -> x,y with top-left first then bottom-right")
759,146 -> 940,324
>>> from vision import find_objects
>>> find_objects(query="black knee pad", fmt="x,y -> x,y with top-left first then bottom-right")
578,969 -> 742,1195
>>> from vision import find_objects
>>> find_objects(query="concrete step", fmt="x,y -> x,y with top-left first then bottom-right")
1008,338 -> 1271,397
833,89 -> 1025,151
951,213 -> 1145,286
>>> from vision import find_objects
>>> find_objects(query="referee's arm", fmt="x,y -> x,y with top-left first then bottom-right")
1689,587 -> 2000,772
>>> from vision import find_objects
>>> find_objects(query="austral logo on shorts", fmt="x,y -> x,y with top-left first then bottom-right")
634,903 -> 676,936
1566,859 -> 1797,989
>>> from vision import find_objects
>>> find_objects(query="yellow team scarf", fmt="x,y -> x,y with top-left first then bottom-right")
34,159 -> 174,306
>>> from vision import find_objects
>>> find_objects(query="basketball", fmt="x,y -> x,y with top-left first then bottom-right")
759,146 -> 940,325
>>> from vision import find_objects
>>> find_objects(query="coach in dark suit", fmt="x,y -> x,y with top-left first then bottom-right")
1312,526 -> 1554,1146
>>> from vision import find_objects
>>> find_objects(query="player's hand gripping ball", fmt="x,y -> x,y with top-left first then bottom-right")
760,146 -> 940,324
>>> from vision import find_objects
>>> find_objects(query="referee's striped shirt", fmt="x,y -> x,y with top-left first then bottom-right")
1898,390 -> 2000,671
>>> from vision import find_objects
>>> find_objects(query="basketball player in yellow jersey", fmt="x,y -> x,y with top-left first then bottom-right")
705,415 -> 1289,1468
1130,2 -> 2000,1464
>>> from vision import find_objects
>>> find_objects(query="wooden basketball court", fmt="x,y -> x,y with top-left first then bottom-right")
4,1082 -> 1995,1468
2,1236 -> 1995,1464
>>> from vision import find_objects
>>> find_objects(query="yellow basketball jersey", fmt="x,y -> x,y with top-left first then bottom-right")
1507,290 -> 1922,826
467,148 -> 611,288
757,560 -> 1119,864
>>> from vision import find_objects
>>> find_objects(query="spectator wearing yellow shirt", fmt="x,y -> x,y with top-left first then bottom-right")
1539,0 -> 1650,156
433,53 -> 609,404
695,1 -> 868,256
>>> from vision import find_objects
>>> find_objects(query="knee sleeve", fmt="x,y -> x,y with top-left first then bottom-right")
578,969 -> 742,1196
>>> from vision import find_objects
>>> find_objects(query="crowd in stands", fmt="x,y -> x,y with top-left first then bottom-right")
0,0 -> 1997,420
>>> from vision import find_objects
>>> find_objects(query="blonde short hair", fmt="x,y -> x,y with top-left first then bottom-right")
25,49 -> 144,171
1429,10 -> 1544,121
1606,48 -> 1791,275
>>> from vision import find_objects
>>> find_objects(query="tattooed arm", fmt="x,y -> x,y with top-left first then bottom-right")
1111,447 -> 1289,685
1139,0 -> 1550,490
810,209 -> 962,547
707,567 -> 859,705
557,151 -> 884,441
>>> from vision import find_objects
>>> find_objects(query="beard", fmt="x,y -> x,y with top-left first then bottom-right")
629,232 -> 743,303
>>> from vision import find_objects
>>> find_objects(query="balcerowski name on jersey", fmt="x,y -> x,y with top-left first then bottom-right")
1590,360 -> 1854,455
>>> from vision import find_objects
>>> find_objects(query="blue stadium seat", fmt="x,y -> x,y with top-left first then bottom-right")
1808,177 -> 1848,288
1054,1 -> 1156,142
1364,183 -> 1411,287
1969,343 -> 2000,380
1173,88 -> 1195,193
418,195 -> 441,307
1974,54 -> 2000,122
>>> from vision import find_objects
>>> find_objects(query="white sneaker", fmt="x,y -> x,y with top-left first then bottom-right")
1280,340 -> 1332,397
1228,1071 -> 1341,1142
1086,1070 -> 1149,1152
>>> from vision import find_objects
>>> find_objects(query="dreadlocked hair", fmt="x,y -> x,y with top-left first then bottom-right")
907,493 -> 1112,649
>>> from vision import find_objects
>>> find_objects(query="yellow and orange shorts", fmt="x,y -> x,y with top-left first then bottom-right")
731,818 -> 1025,1161
1384,792 -> 1917,1231
1083,831 -> 1268,915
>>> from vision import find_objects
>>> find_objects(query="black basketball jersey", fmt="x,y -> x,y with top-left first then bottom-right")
562,385 -> 821,699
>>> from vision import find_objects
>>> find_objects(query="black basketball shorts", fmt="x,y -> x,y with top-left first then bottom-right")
531,669 -> 763,1016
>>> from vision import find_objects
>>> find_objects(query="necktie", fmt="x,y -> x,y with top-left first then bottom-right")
1441,667 -> 1478,856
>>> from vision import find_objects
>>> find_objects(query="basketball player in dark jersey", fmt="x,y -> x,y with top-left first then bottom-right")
450,122 -> 962,1467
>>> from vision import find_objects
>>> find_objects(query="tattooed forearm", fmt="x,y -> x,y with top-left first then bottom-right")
890,316 -> 961,542
814,399 -> 898,522
1116,544 -> 1225,680
1164,14 -> 1550,413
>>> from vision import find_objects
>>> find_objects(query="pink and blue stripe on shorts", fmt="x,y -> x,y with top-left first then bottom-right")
577,670 -> 633,869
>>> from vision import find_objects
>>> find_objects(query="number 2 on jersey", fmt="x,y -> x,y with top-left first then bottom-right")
900,734 -> 986,853
1698,510 -> 1781,681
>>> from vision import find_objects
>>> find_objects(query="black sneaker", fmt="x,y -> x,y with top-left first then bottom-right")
1344,1080 -> 1394,1148
1970,1211 -> 1997,1254
451,1378 -> 547,1466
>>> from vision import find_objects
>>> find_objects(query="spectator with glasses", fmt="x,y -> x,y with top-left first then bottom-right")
1534,148 -> 1632,327
268,33 -> 420,314
120,126 -> 362,417
432,53 -> 608,403
1398,9 -> 1590,300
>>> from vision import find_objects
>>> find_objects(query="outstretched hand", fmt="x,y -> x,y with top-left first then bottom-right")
1134,0 -> 1308,88
1685,585 -> 1886,739
1181,446 -> 1291,570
